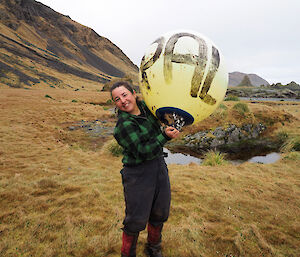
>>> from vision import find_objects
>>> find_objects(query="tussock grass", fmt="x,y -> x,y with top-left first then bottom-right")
0,89 -> 300,256
280,135 -> 300,152
106,139 -> 123,157
218,103 -> 227,110
275,129 -> 289,143
202,151 -> 229,166
232,102 -> 250,115
225,95 -> 240,101
283,151 -> 300,161
209,104 -> 228,122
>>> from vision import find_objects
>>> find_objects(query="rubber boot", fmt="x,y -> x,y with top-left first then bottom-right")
121,231 -> 139,257
145,223 -> 163,257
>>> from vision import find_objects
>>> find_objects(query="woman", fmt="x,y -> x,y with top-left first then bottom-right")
110,81 -> 179,257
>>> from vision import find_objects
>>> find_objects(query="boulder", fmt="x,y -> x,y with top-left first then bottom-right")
182,123 -> 267,152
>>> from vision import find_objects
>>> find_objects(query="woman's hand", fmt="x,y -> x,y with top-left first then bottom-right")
164,126 -> 180,139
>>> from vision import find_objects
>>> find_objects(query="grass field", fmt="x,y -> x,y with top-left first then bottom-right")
0,88 -> 299,257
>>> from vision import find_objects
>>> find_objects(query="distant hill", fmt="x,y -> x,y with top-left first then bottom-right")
0,0 -> 138,90
269,81 -> 300,91
229,72 -> 269,87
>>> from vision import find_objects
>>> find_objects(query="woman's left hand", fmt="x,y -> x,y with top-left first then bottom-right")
164,126 -> 180,139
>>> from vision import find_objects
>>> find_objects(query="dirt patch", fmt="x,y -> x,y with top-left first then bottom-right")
60,117 -> 116,151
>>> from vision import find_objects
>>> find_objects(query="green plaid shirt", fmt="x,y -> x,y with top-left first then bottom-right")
113,101 -> 170,165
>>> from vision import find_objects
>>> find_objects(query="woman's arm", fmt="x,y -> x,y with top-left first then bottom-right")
114,119 -> 169,160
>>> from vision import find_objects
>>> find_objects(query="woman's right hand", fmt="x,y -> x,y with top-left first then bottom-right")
164,126 -> 180,139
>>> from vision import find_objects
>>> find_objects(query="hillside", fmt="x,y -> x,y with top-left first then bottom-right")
0,0 -> 273,91
0,0 -> 138,90
229,71 -> 270,87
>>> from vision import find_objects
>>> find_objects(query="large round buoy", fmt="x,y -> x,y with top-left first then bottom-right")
139,30 -> 228,130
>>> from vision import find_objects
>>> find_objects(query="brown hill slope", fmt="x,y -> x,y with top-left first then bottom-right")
0,0 -> 138,90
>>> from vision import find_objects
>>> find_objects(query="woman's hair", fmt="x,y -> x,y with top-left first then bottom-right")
110,81 -> 135,98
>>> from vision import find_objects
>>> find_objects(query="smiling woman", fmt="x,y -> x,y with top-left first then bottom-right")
110,81 -> 141,115
110,81 -> 180,257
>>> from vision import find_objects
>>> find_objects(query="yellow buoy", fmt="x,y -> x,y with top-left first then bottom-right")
139,30 -> 228,129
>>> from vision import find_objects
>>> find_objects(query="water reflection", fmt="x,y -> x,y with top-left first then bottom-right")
164,148 -> 201,165
239,97 -> 300,102
247,152 -> 281,164
164,148 -> 281,165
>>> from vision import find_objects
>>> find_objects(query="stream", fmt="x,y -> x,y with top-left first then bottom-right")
239,97 -> 300,102
164,148 -> 281,165
67,119 -> 282,165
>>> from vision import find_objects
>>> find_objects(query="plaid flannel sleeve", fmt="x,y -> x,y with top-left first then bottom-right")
114,119 -> 168,161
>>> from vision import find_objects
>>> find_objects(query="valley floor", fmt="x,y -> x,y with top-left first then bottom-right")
0,88 -> 299,257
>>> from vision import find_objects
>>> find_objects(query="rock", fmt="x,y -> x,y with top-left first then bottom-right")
211,138 -> 225,148
212,127 -> 226,138
225,124 -> 237,133
226,87 -> 300,99
182,123 -> 267,152
227,128 -> 241,144
242,124 -> 252,133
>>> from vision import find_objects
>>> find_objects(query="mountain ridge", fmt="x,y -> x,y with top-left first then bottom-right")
0,0 -> 272,91
0,0 -> 138,89
229,71 -> 269,87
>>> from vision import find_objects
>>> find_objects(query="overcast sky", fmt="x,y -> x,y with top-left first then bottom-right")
38,0 -> 300,84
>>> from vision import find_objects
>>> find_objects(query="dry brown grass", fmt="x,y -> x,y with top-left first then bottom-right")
0,88 -> 299,256
181,100 -> 296,137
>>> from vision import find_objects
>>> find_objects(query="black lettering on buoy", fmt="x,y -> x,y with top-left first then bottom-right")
140,37 -> 165,91
164,33 -> 207,90
163,33 -> 219,105
199,46 -> 220,105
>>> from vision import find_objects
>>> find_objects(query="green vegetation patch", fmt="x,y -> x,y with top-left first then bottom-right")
218,103 -> 228,110
108,140 -> 123,157
106,99 -> 113,105
280,135 -> 300,152
202,151 -> 228,166
233,102 -> 249,115
283,151 -> 300,161
225,95 -> 240,101
45,94 -> 54,100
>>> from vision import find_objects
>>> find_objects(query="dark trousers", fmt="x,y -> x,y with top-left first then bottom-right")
121,156 -> 171,234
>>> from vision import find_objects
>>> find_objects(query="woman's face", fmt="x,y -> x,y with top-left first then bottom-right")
111,86 -> 140,115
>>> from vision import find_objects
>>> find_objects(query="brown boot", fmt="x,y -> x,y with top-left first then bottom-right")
145,223 -> 163,257
121,231 -> 139,257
